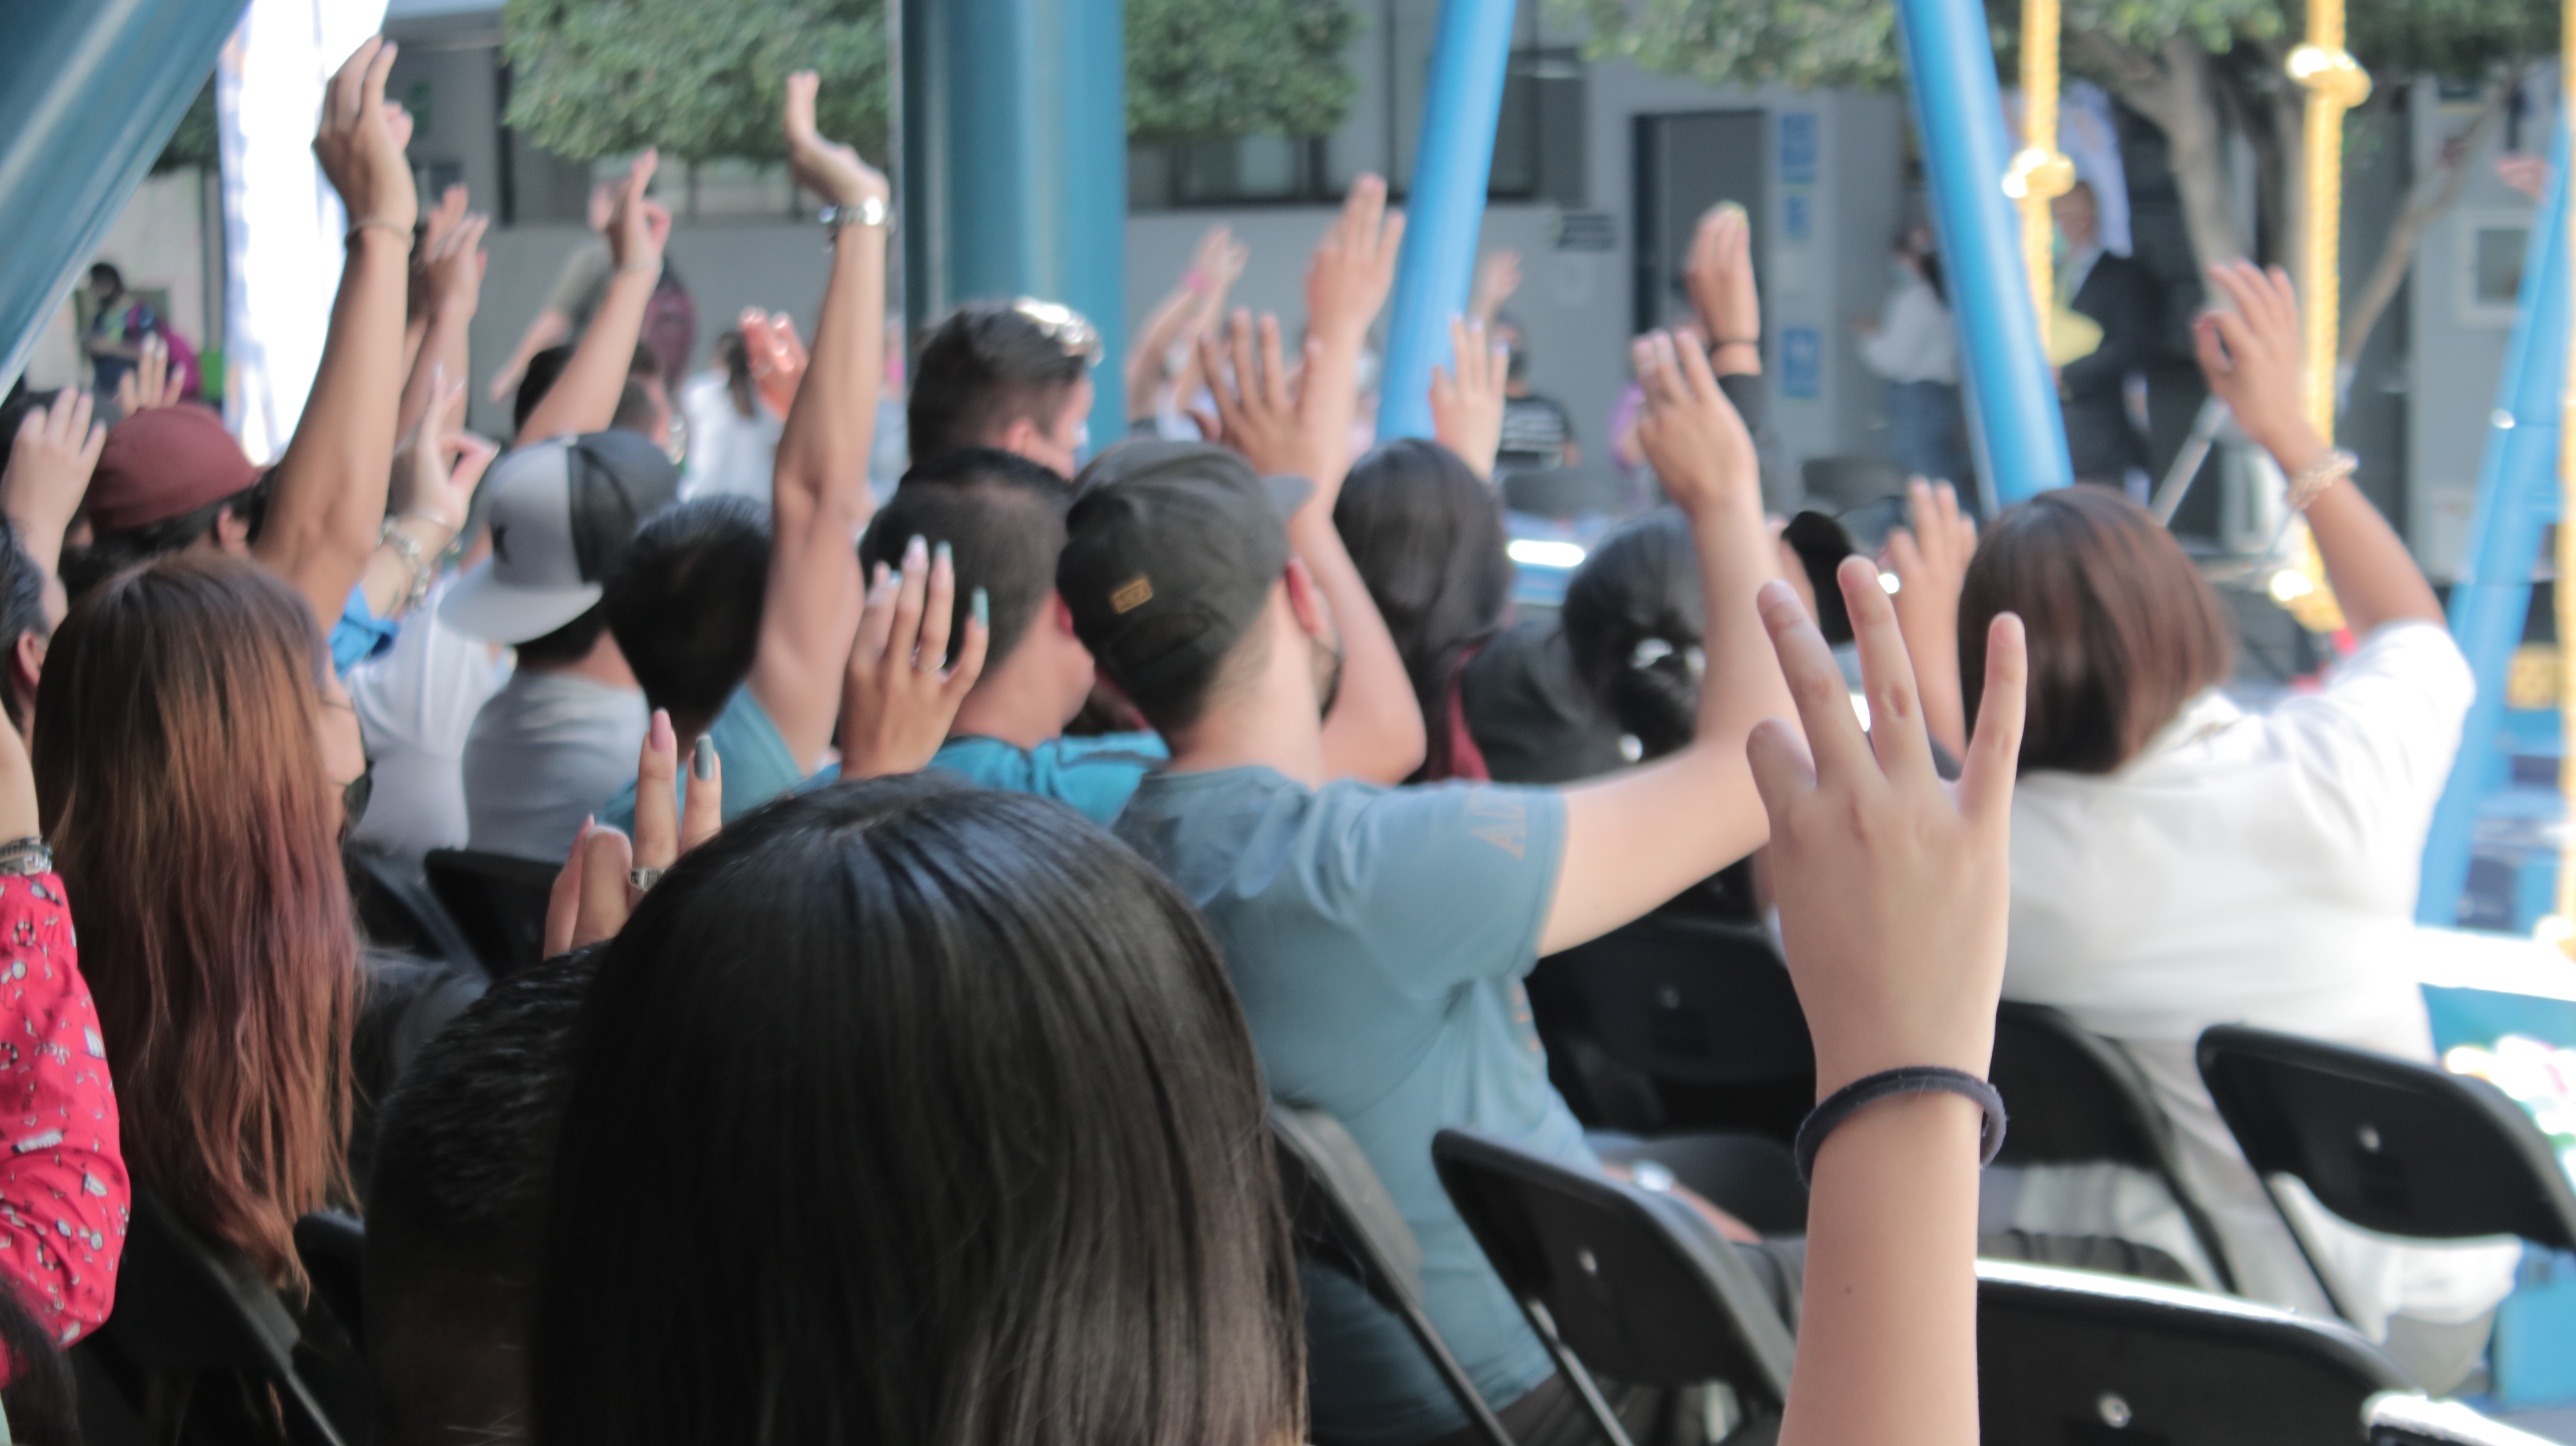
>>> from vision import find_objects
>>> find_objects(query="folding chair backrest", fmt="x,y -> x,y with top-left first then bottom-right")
2197,1024 -> 2576,1252
78,1191 -> 352,1446
2366,1394 -> 2561,1446
423,848 -> 560,979
1270,1105 -> 1515,1446
1991,1001 -> 2239,1290
344,846 -> 480,972
1978,1259 -> 2414,1446
1531,916 -> 1814,1091
1432,1127 -> 1795,1408
295,1212 -> 366,1357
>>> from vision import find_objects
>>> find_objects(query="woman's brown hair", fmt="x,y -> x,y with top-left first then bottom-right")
1959,485 -> 2235,775
34,555 -> 356,1288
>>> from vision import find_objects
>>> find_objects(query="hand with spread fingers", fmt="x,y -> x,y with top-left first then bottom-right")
2,389 -> 103,615
1471,249 -> 1522,325
1883,477 -> 1979,757
2192,261 -> 2314,464
1631,328 -> 1757,519
112,334 -> 185,416
542,709 -> 723,956
841,535 -> 990,780
1196,310 -> 1330,489
313,36 -> 419,237
1430,315 -> 1509,481
389,367 -> 496,539
1306,173 -> 1405,350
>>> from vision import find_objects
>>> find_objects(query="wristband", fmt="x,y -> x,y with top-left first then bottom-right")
1793,1066 -> 2006,1185
0,837 -> 52,878
2284,447 -> 2357,512
1712,335 -> 1760,349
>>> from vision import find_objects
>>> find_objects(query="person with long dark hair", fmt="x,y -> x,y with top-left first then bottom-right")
532,777 -> 1305,1446
1335,438 -> 1513,781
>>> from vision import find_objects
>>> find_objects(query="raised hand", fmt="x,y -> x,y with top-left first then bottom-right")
840,537 -> 989,779
604,149 -> 671,275
112,334 -> 184,416
1307,174 -> 1405,348
1196,310 -> 1329,486
2193,261 -> 2313,461
1686,203 -> 1759,360
542,709 -> 723,956
1471,249 -> 1522,324
742,309 -> 810,418
313,36 -> 419,236
419,209 -> 489,320
1430,315 -> 1508,480
2,389 -> 104,586
1883,478 -> 1978,755
389,365 -> 496,535
1631,328 -> 1757,518
409,185 -> 468,321
784,70 -> 889,210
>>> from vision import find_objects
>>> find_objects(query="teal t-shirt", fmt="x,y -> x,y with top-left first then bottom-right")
599,686 -> 808,834
1115,766 -> 1579,1446
924,732 -> 1165,825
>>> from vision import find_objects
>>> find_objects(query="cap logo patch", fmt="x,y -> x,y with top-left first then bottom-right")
1111,576 -> 1154,614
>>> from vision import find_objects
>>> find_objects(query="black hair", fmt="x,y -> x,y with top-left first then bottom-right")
89,262 -> 124,293
512,602 -> 611,666
0,1279 -> 78,1444
0,519 -> 51,735
716,331 -> 755,420
533,777 -> 1305,1446
908,303 -> 1088,464
368,947 -> 600,1446
1334,440 -> 1511,776
62,480 -> 271,605
1494,310 -> 1530,384
603,496 -> 772,735
610,378 -> 662,437
860,449 -> 1070,671
514,344 -> 575,437
1560,508 -> 1704,760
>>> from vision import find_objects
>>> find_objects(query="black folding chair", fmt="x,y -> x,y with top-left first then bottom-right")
423,848 -> 560,978
2197,1024 -> 2576,1323
2366,1393 -> 2561,1446
295,1212 -> 366,1358
1978,1258 -> 2415,1446
74,1192 -> 356,1446
344,845 -> 479,972
1269,1104 -> 1516,1446
1526,915 -> 1814,1142
1989,1001 -> 2239,1291
1431,1127 -> 1795,1446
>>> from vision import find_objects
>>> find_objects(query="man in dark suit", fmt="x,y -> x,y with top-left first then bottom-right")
2052,181 -> 2161,488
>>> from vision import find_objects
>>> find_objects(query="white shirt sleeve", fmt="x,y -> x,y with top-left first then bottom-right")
2262,620 -> 2474,863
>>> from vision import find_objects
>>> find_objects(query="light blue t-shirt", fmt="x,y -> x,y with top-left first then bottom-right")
925,732 -> 1165,825
599,685 -> 808,834
1115,767 -> 1580,1446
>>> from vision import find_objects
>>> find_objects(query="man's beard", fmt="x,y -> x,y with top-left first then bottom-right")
1312,633 -> 1347,719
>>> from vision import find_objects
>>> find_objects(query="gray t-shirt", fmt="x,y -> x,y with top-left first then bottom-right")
462,669 -> 649,864
1115,767 -> 1580,1446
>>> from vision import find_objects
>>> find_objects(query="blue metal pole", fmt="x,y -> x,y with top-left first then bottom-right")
0,0 -> 247,391
2415,121 -> 2573,926
899,0 -> 1124,446
1376,0 -> 1516,444
1889,0 -> 2072,504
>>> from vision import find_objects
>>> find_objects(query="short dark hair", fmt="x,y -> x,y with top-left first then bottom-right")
0,518 -> 52,733
512,601 -> 611,666
1960,485 -> 2234,775
514,344 -> 575,437
610,378 -> 662,437
908,303 -> 1088,463
63,481 -> 271,605
604,496 -> 772,734
533,777 -> 1305,1446
89,262 -> 123,292
1335,440 -> 1510,768
1560,509 -> 1704,760
860,449 -> 1069,671
367,948 -> 599,1446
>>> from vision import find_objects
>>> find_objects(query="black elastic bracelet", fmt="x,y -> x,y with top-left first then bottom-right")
1711,335 -> 1760,348
1793,1066 -> 2006,1185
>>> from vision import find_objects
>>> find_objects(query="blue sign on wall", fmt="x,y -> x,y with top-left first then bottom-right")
1783,191 -> 1812,242
1781,326 -> 1822,399
1779,113 -> 1819,185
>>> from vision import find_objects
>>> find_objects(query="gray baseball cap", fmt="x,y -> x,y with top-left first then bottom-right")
439,431 -> 680,645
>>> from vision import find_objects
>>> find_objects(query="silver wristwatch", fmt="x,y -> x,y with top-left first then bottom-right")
819,196 -> 890,234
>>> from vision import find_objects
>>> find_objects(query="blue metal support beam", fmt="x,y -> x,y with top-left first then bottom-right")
0,0 -> 247,390
2416,122 -> 2573,926
1376,0 -> 1517,444
1890,0 -> 2072,505
899,0 -> 1127,445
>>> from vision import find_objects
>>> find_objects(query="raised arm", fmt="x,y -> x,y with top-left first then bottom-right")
514,153 -> 667,447
1883,477 -> 1978,758
1429,314 -> 1507,481
2,390 -> 103,615
1755,557 -> 2026,1446
397,196 -> 487,444
2195,261 -> 2442,635
254,36 -> 419,633
748,71 -> 889,771
1541,332 -> 1791,954
1686,204 -> 1762,379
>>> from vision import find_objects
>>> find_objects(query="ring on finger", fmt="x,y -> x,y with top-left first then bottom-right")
629,866 -> 664,892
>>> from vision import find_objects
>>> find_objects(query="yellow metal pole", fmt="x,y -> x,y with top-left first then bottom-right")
2282,6 -> 2369,634
2002,0 -> 2074,350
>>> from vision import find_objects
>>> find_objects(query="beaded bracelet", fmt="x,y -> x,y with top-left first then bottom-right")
2285,447 -> 2358,512
1792,1066 -> 2007,1185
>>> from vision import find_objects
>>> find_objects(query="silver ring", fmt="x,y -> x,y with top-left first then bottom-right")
629,866 -> 664,891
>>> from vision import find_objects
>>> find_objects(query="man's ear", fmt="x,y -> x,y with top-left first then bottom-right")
995,415 -> 1043,461
1283,557 -> 1328,638
11,632 -> 42,705
1049,591 -> 1080,636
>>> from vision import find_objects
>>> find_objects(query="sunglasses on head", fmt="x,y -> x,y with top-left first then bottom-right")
1012,298 -> 1103,365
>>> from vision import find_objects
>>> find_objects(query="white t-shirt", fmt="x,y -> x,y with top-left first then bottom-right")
1859,279 -> 1958,386
677,371 -> 783,506
462,669 -> 649,865
1996,621 -> 2520,1336
346,576 -> 511,866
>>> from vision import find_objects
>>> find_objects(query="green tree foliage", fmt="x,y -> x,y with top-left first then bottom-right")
154,78 -> 220,174
501,0 -> 891,162
1129,0 -> 1358,141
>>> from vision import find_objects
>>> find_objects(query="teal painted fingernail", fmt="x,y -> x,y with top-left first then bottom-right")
935,539 -> 953,570
971,586 -> 989,629
692,736 -> 715,780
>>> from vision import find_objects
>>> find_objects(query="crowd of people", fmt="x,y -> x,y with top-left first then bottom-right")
0,28 -> 2514,1446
